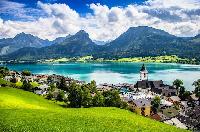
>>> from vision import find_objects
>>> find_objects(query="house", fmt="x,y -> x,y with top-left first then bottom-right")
128,99 -> 151,116
190,94 -> 198,101
167,96 -> 181,104
180,101 -> 188,110
34,84 -> 49,95
152,85 -> 177,97
190,94 -> 199,101
150,114 -> 162,121
34,90 -> 47,95
23,76 -> 37,82
48,74 -> 63,83
122,91 -> 156,102
4,75 -> 22,83
8,70 -> 18,76
97,84 -> 113,92
75,80 -> 85,85
164,118 -> 187,129
38,84 -> 49,90
36,75 -> 48,84
189,94 -> 199,105
161,107 -> 179,118
177,115 -> 199,130
4,76 -> 12,81
160,99 -> 173,108
15,76 -> 21,82
65,77 -> 74,84
185,106 -> 200,123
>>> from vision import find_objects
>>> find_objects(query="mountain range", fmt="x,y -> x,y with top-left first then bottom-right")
0,26 -> 200,61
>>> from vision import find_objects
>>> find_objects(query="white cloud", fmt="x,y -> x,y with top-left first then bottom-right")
145,0 -> 200,10
0,0 -> 43,21
0,0 -> 200,41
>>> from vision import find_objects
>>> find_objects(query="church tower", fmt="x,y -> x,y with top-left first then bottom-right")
140,64 -> 148,80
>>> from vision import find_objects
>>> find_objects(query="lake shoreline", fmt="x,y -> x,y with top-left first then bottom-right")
1,55 -> 199,65
1,62 -> 199,91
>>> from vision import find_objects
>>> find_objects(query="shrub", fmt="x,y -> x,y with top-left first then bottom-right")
21,80 -> 33,91
22,70 -> 31,76
56,91 -> 65,101
46,92 -> 54,100
92,92 -> 105,107
103,90 -> 121,107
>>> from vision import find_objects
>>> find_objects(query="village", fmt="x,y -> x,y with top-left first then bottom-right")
2,64 -> 200,131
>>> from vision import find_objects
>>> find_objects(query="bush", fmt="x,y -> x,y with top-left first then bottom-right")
56,91 -> 65,101
22,70 -> 31,76
120,101 -> 128,109
151,96 -> 161,114
103,90 -> 121,107
68,84 -> 83,108
21,80 -> 33,91
58,77 -> 68,91
10,83 -> 17,88
92,92 -> 105,107
81,84 -> 93,108
46,92 -> 54,100
1,84 -> 7,87
0,67 -> 9,78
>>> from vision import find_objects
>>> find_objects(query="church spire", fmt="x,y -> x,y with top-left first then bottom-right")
140,64 -> 148,80
140,64 -> 146,71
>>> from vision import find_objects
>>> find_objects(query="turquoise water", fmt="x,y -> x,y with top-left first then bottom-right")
3,62 -> 200,91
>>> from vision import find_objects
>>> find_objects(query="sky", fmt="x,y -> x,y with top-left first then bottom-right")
0,0 -> 200,41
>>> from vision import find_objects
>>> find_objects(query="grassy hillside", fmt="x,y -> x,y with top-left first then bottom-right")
0,78 -> 14,86
0,87 -> 188,132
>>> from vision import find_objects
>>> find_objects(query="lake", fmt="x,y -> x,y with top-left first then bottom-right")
2,62 -> 200,91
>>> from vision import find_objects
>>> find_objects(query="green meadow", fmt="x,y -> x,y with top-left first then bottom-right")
0,87 -> 188,132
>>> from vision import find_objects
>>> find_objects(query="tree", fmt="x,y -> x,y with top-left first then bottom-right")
22,70 -> 31,76
56,90 -> 65,101
58,77 -> 68,91
173,79 -> 183,95
179,86 -> 185,100
88,80 -> 97,93
193,79 -> 200,105
103,90 -> 121,107
183,91 -> 191,100
21,80 -> 33,91
81,85 -> 93,107
0,67 -> 9,78
68,83 -> 83,108
93,92 -> 105,107
47,76 -> 53,83
151,96 -> 161,114
49,83 -> 56,92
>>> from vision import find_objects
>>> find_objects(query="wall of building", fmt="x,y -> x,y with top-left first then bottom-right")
129,103 -> 151,116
